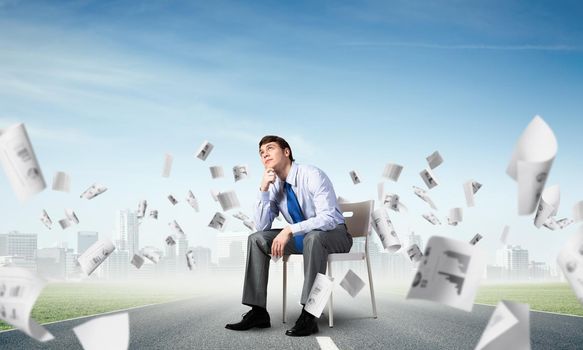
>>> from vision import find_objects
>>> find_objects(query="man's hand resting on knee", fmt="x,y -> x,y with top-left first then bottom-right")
271,226 -> 293,257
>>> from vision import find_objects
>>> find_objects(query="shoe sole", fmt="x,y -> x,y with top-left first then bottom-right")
225,322 -> 271,331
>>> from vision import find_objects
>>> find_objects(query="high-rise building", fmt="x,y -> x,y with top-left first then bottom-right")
177,235 -> 189,272
0,231 -> 37,270
77,231 -> 98,255
37,247 -> 66,279
496,245 -> 529,280
217,233 -> 248,268
117,210 -> 139,258
191,246 -> 212,271
102,250 -> 130,280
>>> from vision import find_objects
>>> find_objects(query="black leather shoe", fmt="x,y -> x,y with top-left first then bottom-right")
285,314 -> 319,337
225,308 -> 271,331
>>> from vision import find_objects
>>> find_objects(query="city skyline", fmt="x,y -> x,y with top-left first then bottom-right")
1,0 -> 583,274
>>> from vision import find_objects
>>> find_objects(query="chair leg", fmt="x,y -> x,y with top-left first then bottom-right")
283,259 -> 287,324
327,260 -> 334,328
365,256 -> 378,319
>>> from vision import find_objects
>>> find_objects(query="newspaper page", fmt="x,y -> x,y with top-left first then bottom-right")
464,180 -> 482,207
534,184 -> 560,228
371,208 -> 402,252
162,153 -> 173,178
0,123 -> 46,201
383,163 -> 403,182
339,269 -> 366,298
475,301 -> 530,350
233,165 -> 249,182
195,140 -> 214,161
426,151 -> 443,169
305,273 -> 334,318
506,116 -> 557,215
73,312 -> 129,350
406,236 -> 486,312
217,190 -> 240,211
186,190 -> 200,212
80,183 -> 108,199
349,170 -> 361,185
77,239 -> 116,276
52,171 -> 70,192
557,227 -> 583,305
0,267 -> 54,342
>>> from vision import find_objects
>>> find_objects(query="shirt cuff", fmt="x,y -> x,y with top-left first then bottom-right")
258,191 -> 270,202
290,223 -> 304,235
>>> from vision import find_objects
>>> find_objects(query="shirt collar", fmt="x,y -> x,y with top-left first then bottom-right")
285,162 -> 298,187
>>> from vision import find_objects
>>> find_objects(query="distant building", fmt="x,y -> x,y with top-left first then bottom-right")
496,245 -> 529,281
117,210 -> 139,259
0,231 -> 37,270
37,247 -> 67,279
191,246 -> 212,271
529,261 -> 551,280
102,249 -> 130,280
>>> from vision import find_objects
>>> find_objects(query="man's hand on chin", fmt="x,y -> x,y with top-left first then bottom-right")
271,226 -> 293,257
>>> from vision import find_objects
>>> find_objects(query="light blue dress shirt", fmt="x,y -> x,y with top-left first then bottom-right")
255,162 -> 345,236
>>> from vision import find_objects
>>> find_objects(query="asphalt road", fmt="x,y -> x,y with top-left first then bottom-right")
2,286 -> 583,349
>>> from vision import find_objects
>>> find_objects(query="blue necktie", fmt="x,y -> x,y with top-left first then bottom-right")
284,182 -> 305,252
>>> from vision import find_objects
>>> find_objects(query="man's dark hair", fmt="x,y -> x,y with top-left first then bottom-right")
259,135 -> 294,162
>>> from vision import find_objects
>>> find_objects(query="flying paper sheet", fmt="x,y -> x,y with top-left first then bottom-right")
383,163 -> 403,182
167,194 -> 178,205
77,239 -> 116,276
469,233 -> 483,245
169,220 -> 185,236
422,212 -> 441,225
426,151 -> 443,169
165,235 -> 177,246
464,180 -> 482,207
382,193 -> 407,212
533,184 -> 560,228
413,186 -> 438,210
140,246 -> 161,264
209,166 -> 224,179
40,209 -> 52,230
407,244 -> 423,263
149,210 -> 158,220
557,227 -> 583,305
475,301 -> 531,350
137,200 -> 147,219
407,236 -> 486,312
0,123 -> 46,201
52,171 -> 70,192
447,208 -> 463,226
162,153 -> 173,178
131,254 -> 144,269
0,267 -> 54,342
349,170 -> 361,185
80,183 -> 108,200
195,140 -> 214,161
371,208 -> 402,253
208,212 -> 227,232
186,250 -> 195,270
73,312 -> 129,350
217,190 -> 240,211
339,269 -> 366,298
572,201 -> 583,223
186,190 -> 200,212
233,165 -> 249,182
305,273 -> 334,318
506,116 -> 557,215
420,168 -> 439,189
500,226 -> 510,245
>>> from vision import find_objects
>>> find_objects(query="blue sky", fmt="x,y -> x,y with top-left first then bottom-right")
1,0 -> 582,265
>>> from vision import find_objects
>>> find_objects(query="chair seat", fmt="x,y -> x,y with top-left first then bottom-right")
328,252 -> 365,262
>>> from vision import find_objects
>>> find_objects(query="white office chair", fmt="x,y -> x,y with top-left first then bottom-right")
282,200 -> 378,327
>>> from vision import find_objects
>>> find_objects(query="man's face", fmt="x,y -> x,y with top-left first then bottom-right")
259,142 -> 290,169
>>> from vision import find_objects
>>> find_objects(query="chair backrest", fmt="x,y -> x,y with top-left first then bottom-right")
338,200 -> 374,238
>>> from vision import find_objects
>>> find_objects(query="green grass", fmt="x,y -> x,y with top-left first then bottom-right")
382,282 -> 583,316
0,281 -> 200,331
474,283 -> 583,316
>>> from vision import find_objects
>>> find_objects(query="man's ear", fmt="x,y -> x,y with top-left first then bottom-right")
284,148 -> 290,158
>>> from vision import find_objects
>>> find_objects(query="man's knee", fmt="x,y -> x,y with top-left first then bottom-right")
304,231 -> 325,248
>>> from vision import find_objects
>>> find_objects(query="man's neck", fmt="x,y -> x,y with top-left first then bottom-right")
275,161 -> 292,182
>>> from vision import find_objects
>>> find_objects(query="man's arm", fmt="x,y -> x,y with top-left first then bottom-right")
289,168 -> 340,235
254,168 -> 279,231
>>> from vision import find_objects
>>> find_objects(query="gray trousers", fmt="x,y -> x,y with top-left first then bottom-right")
242,224 -> 352,309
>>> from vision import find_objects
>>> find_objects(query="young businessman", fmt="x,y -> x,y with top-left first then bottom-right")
225,135 -> 352,337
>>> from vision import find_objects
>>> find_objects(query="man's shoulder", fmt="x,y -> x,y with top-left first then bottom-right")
296,163 -> 324,175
